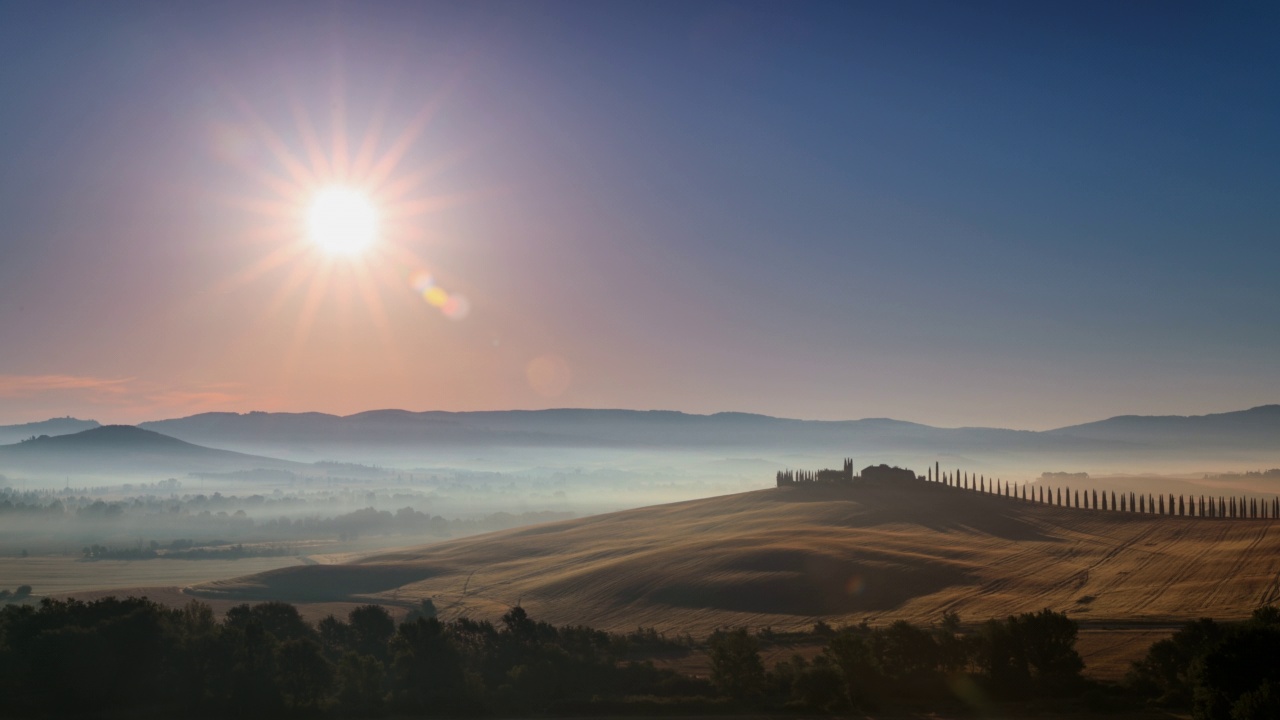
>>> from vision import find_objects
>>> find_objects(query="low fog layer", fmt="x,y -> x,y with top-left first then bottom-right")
1,406 -> 1278,579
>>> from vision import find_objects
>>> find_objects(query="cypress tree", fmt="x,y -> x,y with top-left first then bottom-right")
1178,495 -> 1184,516
1111,491 -> 1117,511
1140,495 -> 1145,513
1158,495 -> 1164,514
1074,489 -> 1079,508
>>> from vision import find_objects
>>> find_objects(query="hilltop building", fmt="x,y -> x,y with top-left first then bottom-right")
776,461 -> 918,487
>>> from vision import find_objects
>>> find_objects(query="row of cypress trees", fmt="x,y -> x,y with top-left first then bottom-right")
925,462 -> 1280,519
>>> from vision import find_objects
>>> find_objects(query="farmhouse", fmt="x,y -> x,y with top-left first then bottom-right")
776,460 -> 918,487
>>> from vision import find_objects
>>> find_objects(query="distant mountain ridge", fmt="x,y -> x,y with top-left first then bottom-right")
5,405 -> 1277,473
131,405 -> 1280,464
1046,404 -> 1280,447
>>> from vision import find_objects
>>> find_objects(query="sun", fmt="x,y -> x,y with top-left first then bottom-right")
210,80 -> 475,374
307,186 -> 378,255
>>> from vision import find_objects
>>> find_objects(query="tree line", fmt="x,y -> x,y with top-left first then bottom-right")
926,461 -> 1280,519
3,594 -> 1278,717
0,594 -> 1090,717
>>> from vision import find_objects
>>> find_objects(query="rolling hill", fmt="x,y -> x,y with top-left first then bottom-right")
0,425 -> 304,476
191,476 -> 1280,634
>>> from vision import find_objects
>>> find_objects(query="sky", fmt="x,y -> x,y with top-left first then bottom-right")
0,1 -> 1277,430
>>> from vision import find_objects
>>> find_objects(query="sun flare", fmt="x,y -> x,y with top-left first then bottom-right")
212,82 -> 475,377
307,186 -> 378,255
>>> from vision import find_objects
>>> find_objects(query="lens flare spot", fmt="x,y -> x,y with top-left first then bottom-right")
424,287 -> 449,307
408,268 -> 469,320
845,575 -> 866,596
441,295 -> 470,320
526,355 -> 572,398
411,272 -> 435,293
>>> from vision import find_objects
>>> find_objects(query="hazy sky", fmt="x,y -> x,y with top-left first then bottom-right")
1,1 -> 1277,430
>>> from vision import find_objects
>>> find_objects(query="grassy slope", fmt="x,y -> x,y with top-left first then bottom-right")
192,480 -> 1280,635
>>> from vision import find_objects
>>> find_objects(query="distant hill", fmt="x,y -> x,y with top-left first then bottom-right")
0,425 -> 303,477
1047,404 -> 1280,448
193,479 -> 1280,634
138,408 -> 1073,454
0,417 -> 100,446
137,405 -> 1280,466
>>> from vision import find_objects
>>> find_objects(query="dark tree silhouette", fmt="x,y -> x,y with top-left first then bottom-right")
348,605 -> 396,661
708,628 -> 765,700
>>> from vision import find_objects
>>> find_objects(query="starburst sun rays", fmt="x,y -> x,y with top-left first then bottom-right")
208,76 -> 474,374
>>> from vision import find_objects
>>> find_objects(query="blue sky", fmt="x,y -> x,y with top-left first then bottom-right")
0,1 -> 1276,428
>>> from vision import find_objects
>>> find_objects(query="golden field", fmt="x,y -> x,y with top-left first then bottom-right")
191,479 -> 1280,638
